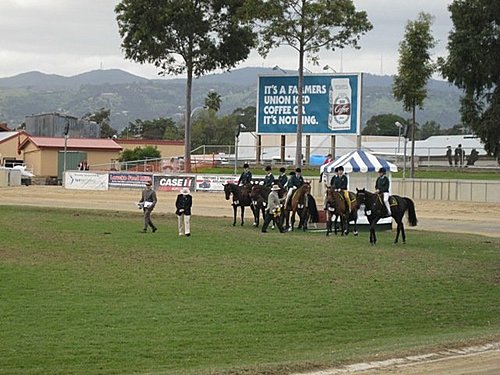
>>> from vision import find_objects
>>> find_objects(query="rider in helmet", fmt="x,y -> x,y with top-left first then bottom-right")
284,167 -> 304,206
262,165 -> 274,188
238,163 -> 252,186
277,167 -> 288,188
330,165 -> 352,212
375,167 -> 391,216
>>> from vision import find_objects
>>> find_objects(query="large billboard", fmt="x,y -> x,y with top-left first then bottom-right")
257,74 -> 361,135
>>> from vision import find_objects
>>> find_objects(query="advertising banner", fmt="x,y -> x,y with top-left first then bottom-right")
109,172 -> 153,189
257,74 -> 361,135
195,175 -> 238,192
154,175 -> 196,192
64,171 -> 109,190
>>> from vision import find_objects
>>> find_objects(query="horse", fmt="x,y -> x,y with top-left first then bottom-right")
355,188 -> 418,245
285,182 -> 319,231
325,189 -> 359,236
223,183 -> 256,226
249,184 -> 270,227
250,184 -> 286,229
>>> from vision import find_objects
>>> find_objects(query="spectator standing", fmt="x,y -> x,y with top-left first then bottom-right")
138,181 -> 157,233
175,188 -> 193,237
261,184 -> 285,233
454,144 -> 464,167
446,146 -> 453,166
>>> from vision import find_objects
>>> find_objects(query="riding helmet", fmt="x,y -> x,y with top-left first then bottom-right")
279,167 -> 286,173
243,163 -> 249,169
378,167 -> 386,174
265,165 -> 272,171
295,167 -> 302,173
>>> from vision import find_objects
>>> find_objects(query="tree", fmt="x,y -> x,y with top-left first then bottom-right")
362,114 -> 407,136
204,91 -> 222,112
120,118 -> 182,140
438,0 -> 500,158
83,108 -> 118,138
249,0 -> 372,166
393,12 -> 436,178
419,120 -> 441,140
119,146 -> 161,162
116,0 -> 256,172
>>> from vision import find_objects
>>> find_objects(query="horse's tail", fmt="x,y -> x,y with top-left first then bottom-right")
308,195 -> 319,223
403,197 -> 418,227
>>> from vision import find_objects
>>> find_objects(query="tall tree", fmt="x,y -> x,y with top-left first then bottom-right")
362,114 -> 407,136
204,90 -> 222,112
83,108 -> 118,138
248,0 -> 372,166
116,0 -> 256,172
393,12 -> 436,178
438,0 -> 500,158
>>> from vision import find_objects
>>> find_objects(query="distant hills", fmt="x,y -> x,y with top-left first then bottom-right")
0,67 -> 462,131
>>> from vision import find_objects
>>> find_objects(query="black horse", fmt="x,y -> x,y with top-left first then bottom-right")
325,189 -> 359,236
285,183 -> 319,231
356,188 -> 418,245
223,183 -> 256,226
249,185 -> 270,228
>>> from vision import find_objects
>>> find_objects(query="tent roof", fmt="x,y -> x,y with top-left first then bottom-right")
320,150 -> 398,173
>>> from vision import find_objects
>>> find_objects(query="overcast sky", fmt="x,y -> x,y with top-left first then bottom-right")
0,0 -> 453,79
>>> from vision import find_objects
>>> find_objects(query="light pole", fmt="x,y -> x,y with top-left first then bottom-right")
63,121 -> 69,184
234,123 -> 245,175
272,65 -> 288,74
323,65 -> 336,73
395,121 -> 403,153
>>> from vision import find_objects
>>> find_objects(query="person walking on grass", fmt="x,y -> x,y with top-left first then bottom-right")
175,187 -> 193,237
261,184 -> 285,233
138,181 -> 157,233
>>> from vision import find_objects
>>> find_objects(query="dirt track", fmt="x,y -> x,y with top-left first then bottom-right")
1,185 -> 499,374
1,185 -> 499,238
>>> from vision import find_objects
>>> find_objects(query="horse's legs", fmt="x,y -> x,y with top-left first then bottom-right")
326,212 -> 331,236
240,206 -> 245,226
232,205 -> 237,226
394,219 -> 401,244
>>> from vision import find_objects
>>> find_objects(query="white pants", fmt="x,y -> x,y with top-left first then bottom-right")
382,192 -> 391,215
177,214 -> 191,235
285,187 -> 296,206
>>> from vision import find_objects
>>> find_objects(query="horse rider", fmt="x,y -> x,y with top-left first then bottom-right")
261,184 -> 286,233
284,167 -> 304,206
277,167 -> 288,188
238,163 -> 252,186
262,165 -> 274,188
375,167 -> 391,217
330,165 -> 352,213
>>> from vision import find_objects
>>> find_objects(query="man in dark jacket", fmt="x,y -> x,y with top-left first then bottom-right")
175,187 -> 193,236
138,181 -> 157,233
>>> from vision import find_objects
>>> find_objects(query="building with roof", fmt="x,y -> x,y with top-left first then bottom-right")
19,137 -> 122,179
25,113 -> 101,138
0,131 -> 29,167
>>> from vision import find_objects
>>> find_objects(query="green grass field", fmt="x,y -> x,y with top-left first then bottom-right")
1,206 -> 499,375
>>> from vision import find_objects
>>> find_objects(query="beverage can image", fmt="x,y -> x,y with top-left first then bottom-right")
328,78 -> 352,131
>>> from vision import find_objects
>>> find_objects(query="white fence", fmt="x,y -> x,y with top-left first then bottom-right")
307,177 -> 500,203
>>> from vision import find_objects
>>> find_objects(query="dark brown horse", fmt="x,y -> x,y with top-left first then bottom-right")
223,183 -> 256,226
356,188 -> 418,245
285,182 -> 319,231
249,185 -> 270,227
325,189 -> 359,236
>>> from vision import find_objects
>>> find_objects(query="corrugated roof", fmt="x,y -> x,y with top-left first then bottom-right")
0,131 -> 27,143
115,139 -> 184,146
20,137 -> 122,151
